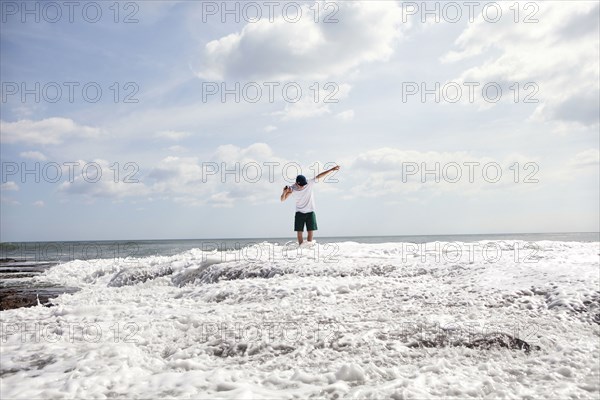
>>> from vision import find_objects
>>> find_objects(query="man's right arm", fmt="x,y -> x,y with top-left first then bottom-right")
280,186 -> 293,202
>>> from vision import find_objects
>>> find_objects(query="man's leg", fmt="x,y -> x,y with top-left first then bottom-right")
306,212 -> 317,242
294,212 -> 304,244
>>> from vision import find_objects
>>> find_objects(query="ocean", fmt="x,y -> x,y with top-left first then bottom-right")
2,232 -> 598,262
1,233 -> 599,398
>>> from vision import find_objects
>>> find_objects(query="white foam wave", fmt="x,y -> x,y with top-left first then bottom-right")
2,240 -> 598,398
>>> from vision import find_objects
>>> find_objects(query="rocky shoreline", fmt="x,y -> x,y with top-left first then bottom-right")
0,258 -> 78,311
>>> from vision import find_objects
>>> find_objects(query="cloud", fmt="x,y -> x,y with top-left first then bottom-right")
195,1 -> 405,80
344,148 -> 541,199
335,110 -> 355,121
214,142 -> 276,162
0,118 -> 102,145
19,151 -> 48,161
146,156 -> 204,192
155,130 -> 191,141
264,125 -> 278,133
144,143 -> 292,207
207,192 -> 234,208
3,144 -> 336,208
1,182 -> 19,192
167,145 -> 187,153
271,83 -> 351,120
47,142 -> 548,208
442,2 -> 599,127
567,149 -> 600,169
33,200 -> 45,207
57,159 -> 150,201
12,105 -> 36,118
271,97 -> 331,120
0,196 -> 19,205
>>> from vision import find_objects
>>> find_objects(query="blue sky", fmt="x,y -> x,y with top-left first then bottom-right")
1,1 -> 599,241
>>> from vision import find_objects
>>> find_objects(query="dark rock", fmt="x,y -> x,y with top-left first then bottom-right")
0,289 -> 52,310
0,287 -> 78,311
407,332 -> 540,353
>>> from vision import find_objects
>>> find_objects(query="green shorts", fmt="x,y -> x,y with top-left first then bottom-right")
294,212 -> 318,232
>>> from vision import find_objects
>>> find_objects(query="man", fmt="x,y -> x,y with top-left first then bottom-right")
280,165 -> 340,244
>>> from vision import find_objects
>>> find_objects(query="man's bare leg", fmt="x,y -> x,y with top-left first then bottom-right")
307,231 -> 314,242
297,231 -> 303,245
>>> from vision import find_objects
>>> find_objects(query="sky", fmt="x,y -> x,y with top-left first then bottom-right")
0,0 -> 599,241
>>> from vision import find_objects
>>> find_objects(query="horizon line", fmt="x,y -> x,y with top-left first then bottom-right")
2,231 -> 599,244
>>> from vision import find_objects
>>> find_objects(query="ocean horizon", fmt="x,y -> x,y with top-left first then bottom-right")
2,231 -> 599,262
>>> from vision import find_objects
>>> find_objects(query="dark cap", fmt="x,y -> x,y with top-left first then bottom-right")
296,175 -> 307,186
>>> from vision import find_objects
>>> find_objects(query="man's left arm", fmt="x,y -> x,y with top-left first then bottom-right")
316,165 -> 340,180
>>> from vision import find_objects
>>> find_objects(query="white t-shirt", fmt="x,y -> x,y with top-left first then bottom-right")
291,178 -> 316,213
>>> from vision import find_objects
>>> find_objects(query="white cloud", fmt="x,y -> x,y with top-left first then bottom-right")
12,105 -> 35,118
196,1 -> 405,80
46,142 -> 550,208
271,83 -> 352,120
335,110 -> 355,121
57,159 -> 150,201
214,142 -> 276,163
345,148 -> 541,199
167,145 -> 187,153
50,143 -> 534,207
145,143 -> 291,207
264,125 -> 278,133
155,130 -> 191,141
19,151 -> 48,161
0,196 -> 20,205
442,1 -> 599,126
33,200 -> 45,207
207,192 -> 234,208
1,181 -> 19,192
147,156 -> 204,194
0,118 -> 102,145
271,98 -> 331,120
567,149 -> 600,169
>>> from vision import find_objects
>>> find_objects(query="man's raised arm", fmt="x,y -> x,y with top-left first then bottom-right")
316,165 -> 340,180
